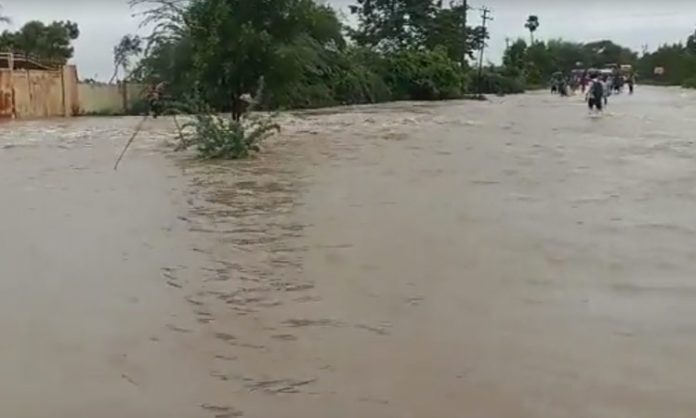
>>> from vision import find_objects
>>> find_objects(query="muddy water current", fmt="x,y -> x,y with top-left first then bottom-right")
2,87 -> 696,418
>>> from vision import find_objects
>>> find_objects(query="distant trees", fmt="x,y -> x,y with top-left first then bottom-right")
501,23 -> 696,89
637,41 -> 696,87
502,37 -> 640,85
0,20 -> 79,64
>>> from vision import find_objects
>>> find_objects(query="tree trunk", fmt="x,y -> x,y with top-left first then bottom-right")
231,96 -> 241,121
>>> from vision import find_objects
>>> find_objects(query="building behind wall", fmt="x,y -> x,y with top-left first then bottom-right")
0,52 -> 144,119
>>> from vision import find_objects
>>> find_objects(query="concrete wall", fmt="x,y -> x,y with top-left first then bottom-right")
77,82 -> 145,115
0,65 -> 143,119
63,66 -> 79,116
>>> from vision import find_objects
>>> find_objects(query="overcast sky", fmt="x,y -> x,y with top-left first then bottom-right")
1,0 -> 694,80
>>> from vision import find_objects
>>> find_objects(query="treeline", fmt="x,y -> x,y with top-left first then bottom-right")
500,24 -> 696,89
638,34 -> 696,87
126,0 -> 500,113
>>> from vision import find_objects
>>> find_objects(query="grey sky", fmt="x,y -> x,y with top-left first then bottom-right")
1,0 -> 694,80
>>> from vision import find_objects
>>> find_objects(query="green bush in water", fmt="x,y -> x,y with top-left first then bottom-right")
175,111 -> 280,160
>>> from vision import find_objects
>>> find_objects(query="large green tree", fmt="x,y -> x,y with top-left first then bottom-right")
501,38 -> 527,77
349,0 -> 439,49
350,0 -> 486,62
0,20 -> 79,64
132,0 -> 344,118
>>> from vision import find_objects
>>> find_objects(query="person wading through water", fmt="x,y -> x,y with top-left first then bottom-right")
586,73 -> 605,115
147,82 -> 165,119
628,72 -> 636,94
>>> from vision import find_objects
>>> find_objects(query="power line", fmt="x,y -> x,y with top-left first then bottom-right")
476,6 -> 493,98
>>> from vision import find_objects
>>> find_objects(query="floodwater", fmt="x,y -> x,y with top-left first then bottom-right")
2,86 -> 696,418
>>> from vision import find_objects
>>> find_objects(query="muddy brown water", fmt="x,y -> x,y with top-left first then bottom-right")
2,87 -> 696,418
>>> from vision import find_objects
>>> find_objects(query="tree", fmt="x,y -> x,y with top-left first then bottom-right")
0,20 -> 79,64
502,38 -> 527,77
351,0 -> 486,66
425,2 -> 468,64
111,34 -> 143,83
687,27 -> 696,54
133,0 -> 345,119
349,0 -> 439,50
468,25 -> 489,52
547,39 -> 586,70
637,40 -> 696,85
524,15 -> 539,44
582,40 -> 637,67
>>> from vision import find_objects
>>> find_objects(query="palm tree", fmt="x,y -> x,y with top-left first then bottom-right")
524,15 -> 539,44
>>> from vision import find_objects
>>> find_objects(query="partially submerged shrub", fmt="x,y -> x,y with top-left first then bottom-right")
175,111 -> 280,159
170,77 -> 280,160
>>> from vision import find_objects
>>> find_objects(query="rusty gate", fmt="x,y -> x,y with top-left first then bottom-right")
0,70 -> 13,118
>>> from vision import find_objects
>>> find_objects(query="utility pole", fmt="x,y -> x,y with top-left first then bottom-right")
476,6 -> 493,99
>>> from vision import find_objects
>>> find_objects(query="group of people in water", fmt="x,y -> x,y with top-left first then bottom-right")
550,69 -> 637,114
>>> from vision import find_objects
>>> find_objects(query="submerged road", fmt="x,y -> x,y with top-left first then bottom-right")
1,86 -> 696,418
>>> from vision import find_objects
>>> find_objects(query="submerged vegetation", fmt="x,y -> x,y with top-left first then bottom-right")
124,0 -> 497,159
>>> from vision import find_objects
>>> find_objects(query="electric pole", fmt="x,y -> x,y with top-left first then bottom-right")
476,6 -> 493,98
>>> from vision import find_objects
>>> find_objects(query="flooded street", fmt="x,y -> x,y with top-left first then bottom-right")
2,86 -> 696,418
